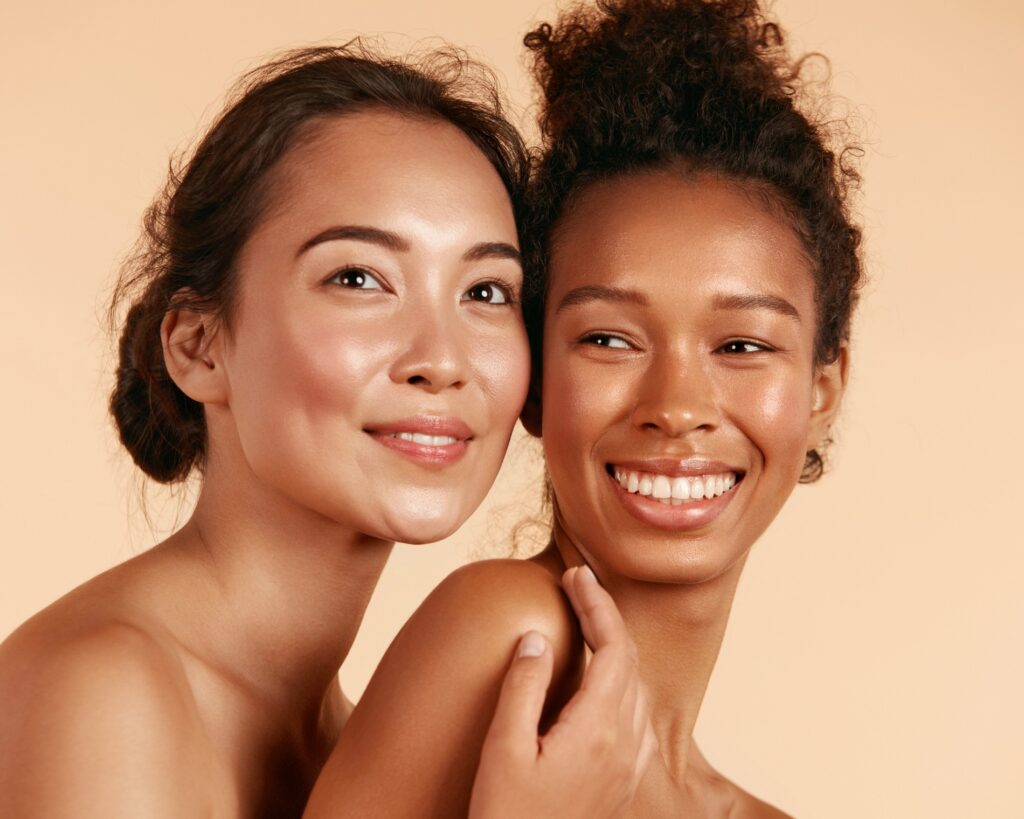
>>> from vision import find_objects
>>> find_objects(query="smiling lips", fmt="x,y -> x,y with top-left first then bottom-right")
612,467 -> 738,504
367,416 -> 473,466
606,461 -> 743,530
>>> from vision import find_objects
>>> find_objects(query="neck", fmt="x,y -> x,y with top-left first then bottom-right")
550,515 -> 745,786
152,446 -> 394,729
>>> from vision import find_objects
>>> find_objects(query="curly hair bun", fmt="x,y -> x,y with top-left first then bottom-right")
527,0 -> 799,159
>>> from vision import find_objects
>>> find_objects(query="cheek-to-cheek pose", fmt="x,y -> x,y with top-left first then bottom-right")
0,45 -> 651,818
304,0 -> 862,816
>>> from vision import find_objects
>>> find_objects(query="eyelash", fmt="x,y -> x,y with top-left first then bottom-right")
579,335 -> 774,354
718,339 -> 774,354
579,333 -> 633,350
325,266 -> 385,291
325,268 -> 519,308
462,279 -> 519,306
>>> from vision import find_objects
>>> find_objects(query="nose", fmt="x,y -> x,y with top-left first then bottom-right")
388,308 -> 469,393
630,349 -> 721,437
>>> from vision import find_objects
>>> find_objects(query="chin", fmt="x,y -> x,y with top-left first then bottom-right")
590,533 -> 751,588
373,497 -> 473,546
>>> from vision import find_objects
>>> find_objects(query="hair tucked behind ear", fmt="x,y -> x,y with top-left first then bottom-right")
523,0 -> 863,481
109,41 -> 528,483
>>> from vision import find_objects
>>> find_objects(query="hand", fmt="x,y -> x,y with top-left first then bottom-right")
468,566 -> 656,819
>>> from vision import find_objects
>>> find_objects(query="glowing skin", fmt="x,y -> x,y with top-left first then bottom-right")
296,169 -> 844,818
0,111 -> 535,815
214,112 -> 530,544
535,170 -> 838,586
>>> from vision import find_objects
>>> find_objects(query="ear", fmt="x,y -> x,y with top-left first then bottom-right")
161,307 -> 228,405
805,344 -> 849,452
519,371 -> 543,438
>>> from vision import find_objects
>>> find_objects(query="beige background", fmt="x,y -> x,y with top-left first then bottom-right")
2,0 -> 1022,815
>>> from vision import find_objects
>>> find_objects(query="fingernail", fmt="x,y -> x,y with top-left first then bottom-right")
579,565 -> 597,585
518,630 -> 546,658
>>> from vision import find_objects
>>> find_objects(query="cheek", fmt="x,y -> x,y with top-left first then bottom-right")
734,371 -> 814,474
541,354 -> 628,466
472,322 -> 531,428
228,296 -> 394,429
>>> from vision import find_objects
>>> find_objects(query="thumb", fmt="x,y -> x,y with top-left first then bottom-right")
481,630 -> 554,758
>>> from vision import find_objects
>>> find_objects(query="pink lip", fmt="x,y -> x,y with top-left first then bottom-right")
606,467 -> 742,532
365,416 -> 473,467
368,416 -> 473,439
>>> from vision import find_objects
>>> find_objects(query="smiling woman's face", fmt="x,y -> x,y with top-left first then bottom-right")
538,170 -> 843,584
209,110 -> 529,544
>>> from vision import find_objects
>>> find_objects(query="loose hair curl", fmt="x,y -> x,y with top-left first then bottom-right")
523,0 -> 864,481
109,42 -> 528,484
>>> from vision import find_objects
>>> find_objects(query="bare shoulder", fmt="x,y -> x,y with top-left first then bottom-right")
415,557 -> 577,649
304,558 -> 582,819
0,592 -> 209,816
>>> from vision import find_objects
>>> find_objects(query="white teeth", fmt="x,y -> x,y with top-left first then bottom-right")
391,432 -> 458,446
612,468 -> 740,505
651,475 -> 672,499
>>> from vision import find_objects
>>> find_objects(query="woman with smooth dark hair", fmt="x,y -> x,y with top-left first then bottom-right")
306,1 -> 863,815
0,43 -> 651,817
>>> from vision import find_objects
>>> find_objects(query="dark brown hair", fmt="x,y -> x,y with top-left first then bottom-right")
523,0 -> 864,481
110,42 -> 528,484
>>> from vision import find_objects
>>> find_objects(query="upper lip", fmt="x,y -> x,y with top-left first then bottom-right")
607,458 -> 744,477
366,416 -> 474,440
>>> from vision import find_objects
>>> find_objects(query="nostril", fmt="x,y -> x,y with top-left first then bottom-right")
407,375 -> 429,386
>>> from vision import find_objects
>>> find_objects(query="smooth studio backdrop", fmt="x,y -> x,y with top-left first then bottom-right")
2,1 -> 1022,816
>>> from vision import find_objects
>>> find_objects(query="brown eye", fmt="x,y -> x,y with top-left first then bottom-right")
463,282 -> 512,305
328,267 -> 383,290
719,340 -> 769,354
582,333 -> 632,349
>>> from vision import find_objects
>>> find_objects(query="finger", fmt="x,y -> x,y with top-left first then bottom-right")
563,565 -> 632,655
481,630 -> 554,758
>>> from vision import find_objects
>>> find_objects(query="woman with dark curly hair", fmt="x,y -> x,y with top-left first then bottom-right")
0,43 -> 653,818
306,0 -> 862,815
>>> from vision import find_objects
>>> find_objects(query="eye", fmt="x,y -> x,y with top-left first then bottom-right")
326,267 -> 384,290
581,333 -> 633,350
462,281 -> 514,305
719,340 -> 771,354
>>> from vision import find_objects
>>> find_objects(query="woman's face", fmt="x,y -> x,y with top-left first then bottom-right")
212,110 -> 529,544
536,170 -> 843,584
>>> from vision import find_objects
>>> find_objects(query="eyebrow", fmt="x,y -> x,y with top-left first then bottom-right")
462,241 -> 522,265
712,292 -> 802,321
555,285 -> 650,313
298,225 -> 408,257
297,225 -> 521,266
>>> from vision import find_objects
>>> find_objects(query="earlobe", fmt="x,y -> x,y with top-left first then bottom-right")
161,308 -> 228,405
806,345 -> 849,450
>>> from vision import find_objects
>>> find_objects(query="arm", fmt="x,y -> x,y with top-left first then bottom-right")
0,622 -> 211,818
303,560 -> 584,819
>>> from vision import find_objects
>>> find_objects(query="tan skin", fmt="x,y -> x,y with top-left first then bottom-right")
0,111 -> 651,817
309,169 -> 847,817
